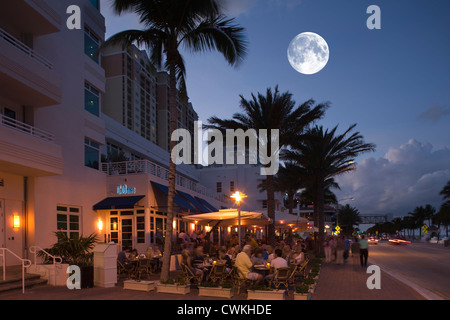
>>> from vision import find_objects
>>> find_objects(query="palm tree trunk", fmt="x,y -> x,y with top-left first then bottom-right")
160,61 -> 178,282
315,174 -> 325,256
266,174 -> 276,246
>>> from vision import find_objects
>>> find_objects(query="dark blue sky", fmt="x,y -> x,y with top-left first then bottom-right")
101,0 -> 450,216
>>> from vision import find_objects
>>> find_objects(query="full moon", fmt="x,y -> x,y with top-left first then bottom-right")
287,32 -> 329,75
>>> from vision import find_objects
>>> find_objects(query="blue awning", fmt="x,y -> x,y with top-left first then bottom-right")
151,181 -> 196,212
176,190 -> 210,213
195,197 -> 218,212
93,195 -> 145,211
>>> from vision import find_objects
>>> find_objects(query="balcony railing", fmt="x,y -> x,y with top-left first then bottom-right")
0,114 -> 55,142
101,160 -> 223,201
0,26 -> 54,70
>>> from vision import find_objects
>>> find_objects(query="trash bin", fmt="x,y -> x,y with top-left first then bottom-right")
93,243 -> 118,288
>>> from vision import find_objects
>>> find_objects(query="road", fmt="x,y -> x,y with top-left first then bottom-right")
368,241 -> 450,300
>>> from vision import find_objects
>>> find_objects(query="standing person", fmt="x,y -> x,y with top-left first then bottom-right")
336,236 -> 345,265
323,237 -> 332,263
343,236 -> 350,262
359,235 -> 369,267
350,237 -> 360,269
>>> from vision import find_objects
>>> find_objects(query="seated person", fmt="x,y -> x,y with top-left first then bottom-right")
235,245 -> 263,284
264,249 -> 288,283
251,248 -> 265,265
217,248 -> 233,272
293,246 -> 305,265
192,246 -> 205,266
117,247 -> 133,270
181,249 -> 203,281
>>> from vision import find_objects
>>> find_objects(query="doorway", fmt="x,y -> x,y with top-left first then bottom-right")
108,213 -> 134,251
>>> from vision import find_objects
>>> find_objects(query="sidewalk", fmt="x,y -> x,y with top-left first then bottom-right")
311,259 -> 425,300
0,260 -> 425,300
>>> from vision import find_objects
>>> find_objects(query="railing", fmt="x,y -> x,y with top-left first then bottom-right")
0,114 -> 55,142
0,26 -> 54,70
0,248 -> 32,294
29,246 -> 62,287
101,160 -> 223,201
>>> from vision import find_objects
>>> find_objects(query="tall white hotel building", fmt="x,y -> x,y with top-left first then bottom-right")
0,0 -> 234,267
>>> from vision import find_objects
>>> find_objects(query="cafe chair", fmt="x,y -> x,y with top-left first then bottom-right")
269,267 -> 290,291
206,263 -> 226,283
180,263 -> 202,285
117,260 -> 135,279
230,266 -> 250,296
136,258 -> 152,280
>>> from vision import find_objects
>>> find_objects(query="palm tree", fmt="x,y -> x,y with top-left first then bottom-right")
284,124 -> 375,254
207,86 -> 327,245
103,0 -> 248,281
258,161 -> 305,215
337,204 -> 361,237
409,205 -> 434,239
440,181 -> 450,200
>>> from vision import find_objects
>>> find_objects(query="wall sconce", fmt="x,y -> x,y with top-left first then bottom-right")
13,215 -> 20,229
173,220 -> 177,229
112,221 -> 118,231
97,219 -> 103,232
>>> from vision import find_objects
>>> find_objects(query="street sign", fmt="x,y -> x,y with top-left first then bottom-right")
422,224 -> 428,234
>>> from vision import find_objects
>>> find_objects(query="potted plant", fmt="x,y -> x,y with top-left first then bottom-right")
294,283 -> 310,300
156,277 -> 190,295
198,281 -> 234,298
303,276 -> 316,294
39,231 -> 98,288
247,284 -> 285,300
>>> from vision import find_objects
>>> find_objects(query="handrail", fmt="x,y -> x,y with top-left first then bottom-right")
0,248 -> 32,294
0,114 -> 55,142
0,26 -> 54,70
29,246 -> 62,287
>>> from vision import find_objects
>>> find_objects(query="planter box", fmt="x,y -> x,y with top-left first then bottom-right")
156,283 -> 191,295
294,292 -> 310,300
198,286 -> 234,299
124,280 -> 155,292
248,289 -> 285,300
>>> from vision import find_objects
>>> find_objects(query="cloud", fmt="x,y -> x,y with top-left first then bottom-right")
335,139 -> 450,217
418,105 -> 450,123
222,0 -> 257,16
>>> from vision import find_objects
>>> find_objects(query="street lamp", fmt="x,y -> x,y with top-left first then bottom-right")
231,191 -> 247,249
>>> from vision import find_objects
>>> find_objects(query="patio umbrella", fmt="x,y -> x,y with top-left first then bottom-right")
183,209 -> 270,227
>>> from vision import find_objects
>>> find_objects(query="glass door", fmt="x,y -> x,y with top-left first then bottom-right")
108,214 -> 134,250
121,218 -> 133,249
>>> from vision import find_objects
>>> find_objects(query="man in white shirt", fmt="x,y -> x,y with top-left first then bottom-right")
265,249 -> 288,283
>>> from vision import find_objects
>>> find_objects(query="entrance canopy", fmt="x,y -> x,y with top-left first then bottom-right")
183,209 -> 270,227
93,195 -> 145,211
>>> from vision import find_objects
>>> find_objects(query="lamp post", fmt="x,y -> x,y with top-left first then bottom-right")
231,191 -> 247,250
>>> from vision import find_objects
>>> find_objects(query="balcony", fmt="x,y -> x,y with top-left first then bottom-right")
0,27 -> 62,107
0,114 -> 63,176
101,160 -> 223,201
0,0 -> 61,36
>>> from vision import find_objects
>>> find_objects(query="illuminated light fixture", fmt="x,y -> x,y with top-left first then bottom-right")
112,221 -> 118,231
13,215 -> 20,229
230,191 -> 247,204
191,223 -> 195,231
173,220 -> 177,229
205,225 -> 211,232
227,227 -> 231,233
97,219 -> 103,232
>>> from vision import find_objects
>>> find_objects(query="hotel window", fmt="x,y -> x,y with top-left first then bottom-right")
57,206 -> 80,239
230,181 -> 235,193
262,200 -> 268,209
89,0 -> 99,9
85,82 -> 100,116
84,26 -> 100,63
85,137 -> 100,170
216,182 -> 222,193
136,215 -> 145,244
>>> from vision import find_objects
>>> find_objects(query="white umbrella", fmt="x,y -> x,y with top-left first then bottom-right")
183,209 -> 270,227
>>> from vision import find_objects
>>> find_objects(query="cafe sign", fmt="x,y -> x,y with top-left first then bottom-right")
117,184 -> 136,195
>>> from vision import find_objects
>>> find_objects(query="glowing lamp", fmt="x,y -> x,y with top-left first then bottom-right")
97,219 -> 103,232
13,215 -> 20,229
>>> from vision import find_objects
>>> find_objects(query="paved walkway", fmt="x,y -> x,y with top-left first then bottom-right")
0,259 -> 425,300
312,259 -> 425,300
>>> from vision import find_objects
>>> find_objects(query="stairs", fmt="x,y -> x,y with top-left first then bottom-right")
0,266 -> 48,294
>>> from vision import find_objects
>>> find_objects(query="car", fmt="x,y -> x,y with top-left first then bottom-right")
388,237 -> 411,245
367,237 -> 379,245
